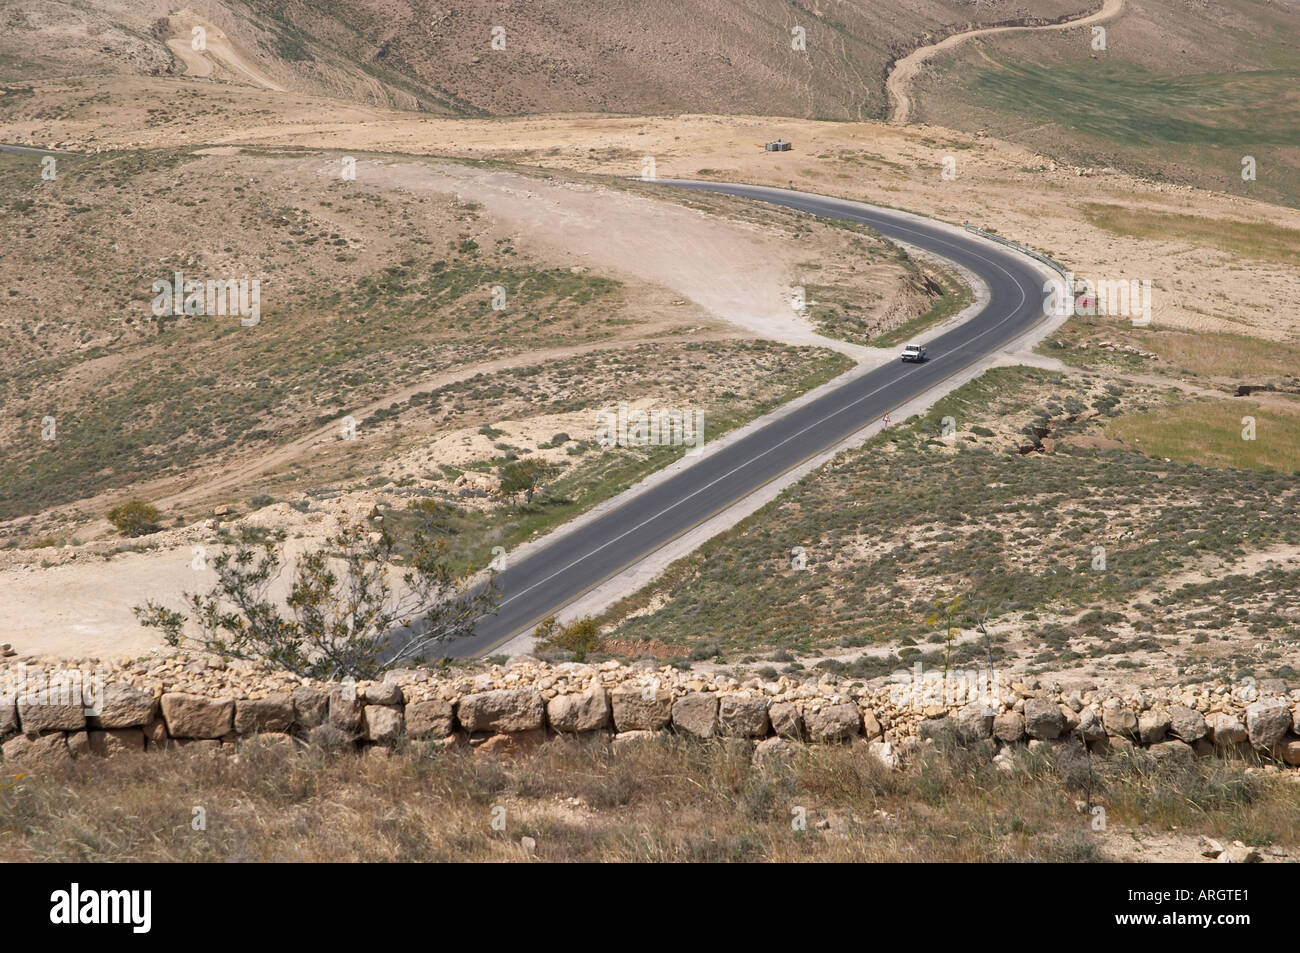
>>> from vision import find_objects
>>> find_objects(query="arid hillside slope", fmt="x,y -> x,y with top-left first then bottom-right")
6,0 -> 1296,203
1,0 -> 1094,117
911,0 -> 1300,207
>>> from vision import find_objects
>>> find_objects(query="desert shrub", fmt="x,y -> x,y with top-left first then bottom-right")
107,500 -> 161,537
134,522 -> 498,679
534,615 -> 603,661
498,458 -> 556,505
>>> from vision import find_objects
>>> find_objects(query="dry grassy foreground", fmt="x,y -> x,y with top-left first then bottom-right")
1,734 -> 1296,862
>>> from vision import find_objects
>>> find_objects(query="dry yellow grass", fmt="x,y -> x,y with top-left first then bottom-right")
1082,204 -> 1300,267
1107,400 -> 1300,472
1,734 -> 1295,862
1130,329 -> 1300,382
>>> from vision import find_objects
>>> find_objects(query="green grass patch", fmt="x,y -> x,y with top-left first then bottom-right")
969,62 -> 1300,150
954,53 -> 1300,206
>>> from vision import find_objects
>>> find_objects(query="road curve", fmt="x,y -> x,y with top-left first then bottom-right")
440,181 -> 1052,659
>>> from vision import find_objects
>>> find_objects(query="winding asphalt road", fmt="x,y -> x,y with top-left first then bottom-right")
440,181 -> 1051,658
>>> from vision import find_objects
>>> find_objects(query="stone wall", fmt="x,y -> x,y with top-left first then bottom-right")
2,655 -> 1298,770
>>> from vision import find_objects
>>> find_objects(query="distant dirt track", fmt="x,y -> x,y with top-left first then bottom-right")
886,0 -> 1124,124
165,11 -> 286,92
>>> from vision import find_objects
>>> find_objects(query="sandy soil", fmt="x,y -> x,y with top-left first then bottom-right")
0,500 -> 368,662
149,330 -> 730,519
375,158 -> 877,356
3,147 -> 908,537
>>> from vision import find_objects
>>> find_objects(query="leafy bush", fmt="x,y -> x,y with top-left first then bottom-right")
107,500 -> 161,537
499,458 -> 556,505
534,615 -> 603,661
134,522 -> 498,680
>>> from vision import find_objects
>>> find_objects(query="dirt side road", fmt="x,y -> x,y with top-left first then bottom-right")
886,0 -> 1124,124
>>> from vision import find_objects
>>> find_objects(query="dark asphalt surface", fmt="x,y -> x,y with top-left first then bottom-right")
438,181 -> 1049,658
0,143 -> 73,156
